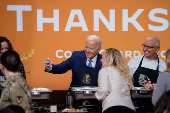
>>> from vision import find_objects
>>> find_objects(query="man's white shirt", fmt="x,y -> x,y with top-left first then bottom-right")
128,55 -> 166,77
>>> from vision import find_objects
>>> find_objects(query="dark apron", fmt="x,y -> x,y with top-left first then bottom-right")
70,55 -> 101,87
133,56 -> 159,87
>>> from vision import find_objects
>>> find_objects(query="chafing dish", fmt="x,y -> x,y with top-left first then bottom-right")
32,88 -> 53,112
131,87 -> 153,98
71,87 -> 97,100
131,87 -> 154,111
71,87 -> 102,112
32,89 -> 52,99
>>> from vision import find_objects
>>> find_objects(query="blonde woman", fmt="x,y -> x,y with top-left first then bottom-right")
95,48 -> 135,113
152,48 -> 170,106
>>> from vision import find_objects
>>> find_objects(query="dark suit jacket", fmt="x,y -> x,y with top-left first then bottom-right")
49,50 -> 102,75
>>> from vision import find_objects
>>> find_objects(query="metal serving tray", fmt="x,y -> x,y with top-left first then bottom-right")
131,87 -> 153,98
32,89 -> 52,99
72,86 -> 98,91
71,87 -> 98,100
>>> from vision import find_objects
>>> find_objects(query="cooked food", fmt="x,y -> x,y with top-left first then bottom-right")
32,87 -> 51,91
71,108 -> 75,111
141,87 -> 147,89
62,108 -> 86,112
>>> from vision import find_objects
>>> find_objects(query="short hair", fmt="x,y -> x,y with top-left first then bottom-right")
154,90 -> 170,113
146,36 -> 160,47
104,48 -> 132,87
0,50 -> 21,72
165,48 -> 170,72
0,36 -> 13,53
86,35 -> 102,49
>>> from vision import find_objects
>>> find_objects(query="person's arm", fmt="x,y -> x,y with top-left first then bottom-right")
95,68 -> 109,102
152,74 -> 165,105
143,84 -> 154,89
44,51 -> 76,74
11,80 -> 33,111
0,87 -> 11,108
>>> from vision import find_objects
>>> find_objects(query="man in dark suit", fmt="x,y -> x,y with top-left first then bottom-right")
44,35 -> 102,87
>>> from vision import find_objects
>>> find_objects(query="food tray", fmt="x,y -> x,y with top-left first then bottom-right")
62,108 -> 88,113
71,87 -> 97,100
31,88 -> 52,99
31,89 -> 52,93
71,86 -> 98,91
131,87 -> 152,91
130,87 -> 153,98
62,111 -> 88,113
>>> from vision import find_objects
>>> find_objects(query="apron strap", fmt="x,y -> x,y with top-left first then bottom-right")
138,56 -> 144,68
139,55 -> 159,71
156,55 -> 160,71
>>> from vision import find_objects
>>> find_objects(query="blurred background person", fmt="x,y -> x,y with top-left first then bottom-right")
95,48 -> 135,113
0,105 -> 25,113
128,36 -> 166,89
0,50 -> 33,113
0,36 -> 26,81
152,48 -> 170,105
153,90 -> 170,113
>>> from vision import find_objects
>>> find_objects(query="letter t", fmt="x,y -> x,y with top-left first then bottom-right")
7,5 -> 32,31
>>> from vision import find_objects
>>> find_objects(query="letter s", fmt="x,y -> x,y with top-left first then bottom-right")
149,8 -> 169,31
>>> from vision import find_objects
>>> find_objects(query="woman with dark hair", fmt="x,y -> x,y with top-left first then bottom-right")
152,48 -> 170,105
0,36 -> 26,80
0,50 -> 33,113
95,48 -> 135,113
154,90 -> 170,113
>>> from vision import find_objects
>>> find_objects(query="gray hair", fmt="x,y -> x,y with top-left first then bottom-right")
86,35 -> 102,49
146,36 -> 160,46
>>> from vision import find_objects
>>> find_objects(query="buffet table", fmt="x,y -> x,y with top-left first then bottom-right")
31,87 -> 154,113
71,86 -> 154,112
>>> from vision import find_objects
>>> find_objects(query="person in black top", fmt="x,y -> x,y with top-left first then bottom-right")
0,36 -> 26,80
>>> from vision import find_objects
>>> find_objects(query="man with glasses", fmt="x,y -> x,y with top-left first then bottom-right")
128,36 -> 166,89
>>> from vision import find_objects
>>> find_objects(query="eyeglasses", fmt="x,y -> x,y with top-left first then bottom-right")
142,44 -> 159,49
